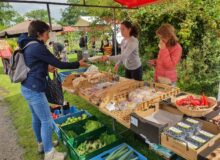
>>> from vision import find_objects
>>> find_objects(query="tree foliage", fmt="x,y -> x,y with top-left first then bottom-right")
24,9 -> 50,22
0,2 -> 23,27
130,0 -> 220,96
59,0 -> 127,25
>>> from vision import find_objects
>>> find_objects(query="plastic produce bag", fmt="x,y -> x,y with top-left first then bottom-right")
45,72 -> 64,105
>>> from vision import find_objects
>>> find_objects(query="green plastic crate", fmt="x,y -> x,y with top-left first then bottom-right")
60,116 -> 106,146
66,128 -> 123,160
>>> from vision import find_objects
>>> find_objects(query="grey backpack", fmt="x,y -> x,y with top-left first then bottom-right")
9,41 -> 38,83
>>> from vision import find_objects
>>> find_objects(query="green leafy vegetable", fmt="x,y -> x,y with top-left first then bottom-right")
83,120 -> 102,133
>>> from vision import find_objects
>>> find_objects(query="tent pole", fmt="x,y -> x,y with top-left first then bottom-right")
218,82 -> 220,101
46,3 -> 52,30
113,8 -> 117,55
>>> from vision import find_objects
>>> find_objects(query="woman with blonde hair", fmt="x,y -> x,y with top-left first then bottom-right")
149,23 -> 182,86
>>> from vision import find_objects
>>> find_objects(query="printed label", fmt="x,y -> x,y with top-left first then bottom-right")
168,127 -> 182,134
131,116 -> 138,127
177,122 -> 191,129
191,136 -> 206,143
199,130 -> 214,138
186,118 -> 199,124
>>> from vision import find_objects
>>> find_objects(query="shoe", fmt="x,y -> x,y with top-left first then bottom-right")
38,141 -> 60,154
38,143 -> 44,154
44,148 -> 66,160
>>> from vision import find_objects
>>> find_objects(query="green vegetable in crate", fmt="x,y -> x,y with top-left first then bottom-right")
66,130 -> 78,138
76,139 -> 106,155
76,133 -> 118,156
61,114 -> 88,126
83,120 -> 102,133
105,144 -> 138,160
100,132 -> 117,145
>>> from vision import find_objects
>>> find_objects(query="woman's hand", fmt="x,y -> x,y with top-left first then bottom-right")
101,55 -> 109,62
148,59 -> 156,67
48,65 -> 57,73
79,59 -> 89,67
114,64 -> 119,73
158,40 -> 166,49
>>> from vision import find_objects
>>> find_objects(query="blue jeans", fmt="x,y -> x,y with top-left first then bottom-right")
21,86 -> 53,153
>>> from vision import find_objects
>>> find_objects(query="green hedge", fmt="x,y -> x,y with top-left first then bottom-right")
129,0 -> 220,96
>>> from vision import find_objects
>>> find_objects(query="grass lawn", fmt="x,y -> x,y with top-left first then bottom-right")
0,54 -> 162,160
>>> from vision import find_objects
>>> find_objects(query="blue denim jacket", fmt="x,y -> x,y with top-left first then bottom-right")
18,35 -> 80,92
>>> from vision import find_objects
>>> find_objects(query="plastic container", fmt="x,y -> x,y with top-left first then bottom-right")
66,128 -> 123,160
52,106 -> 79,120
70,106 -> 79,114
52,110 -> 91,139
60,117 -> 106,146
90,143 -> 148,160
59,68 -> 87,82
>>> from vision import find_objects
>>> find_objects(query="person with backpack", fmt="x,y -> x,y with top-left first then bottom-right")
18,20 -> 88,160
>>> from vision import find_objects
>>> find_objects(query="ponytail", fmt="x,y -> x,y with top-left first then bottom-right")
121,21 -> 139,38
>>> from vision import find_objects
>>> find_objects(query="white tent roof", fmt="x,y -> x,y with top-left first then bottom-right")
74,16 -> 106,27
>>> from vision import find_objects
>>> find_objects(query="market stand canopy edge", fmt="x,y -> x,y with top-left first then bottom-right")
114,0 -> 161,8
0,20 -> 62,38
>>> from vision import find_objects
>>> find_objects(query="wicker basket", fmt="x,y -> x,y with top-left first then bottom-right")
175,95 -> 217,117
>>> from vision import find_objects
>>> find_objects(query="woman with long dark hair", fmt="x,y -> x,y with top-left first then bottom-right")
19,20 -> 88,160
102,21 -> 142,81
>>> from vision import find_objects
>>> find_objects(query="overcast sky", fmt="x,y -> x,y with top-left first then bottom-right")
10,0 -> 68,20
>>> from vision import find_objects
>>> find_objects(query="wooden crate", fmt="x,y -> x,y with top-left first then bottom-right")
62,74 -> 81,93
206,147 -> 220,160
78,77 -> 139,107
134,82 -> 180,111
99,107 -> 132,128
161,119 -> 220,160
99,80 -> 144,108
211,115 -> 220,126
99,82 -> 180,129
98,80 -> 145,128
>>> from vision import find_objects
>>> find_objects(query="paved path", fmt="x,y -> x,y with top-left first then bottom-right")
0,88 -> 23,160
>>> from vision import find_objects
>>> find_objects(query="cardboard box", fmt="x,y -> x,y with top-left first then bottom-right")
130,103 -> 183,144
161,119 -> 220,160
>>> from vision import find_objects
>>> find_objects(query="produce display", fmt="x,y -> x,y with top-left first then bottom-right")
164,118 -> 215,150
52,113 -> 59,119
176,95 -> 213,109
128,87 -> 164,103
60,114 -> 88,127
83,120 -> 102,133
105,144 -> 141,160
83,72 -> 108,84
105,86 -> 164,112
175,95 -> 217,117
65,120 -> 103,138
72,77 -> 87,89
81,82 -> 115,98
85,65 -> 99,73
62,68 -> 219,160
76,132 -> 117,155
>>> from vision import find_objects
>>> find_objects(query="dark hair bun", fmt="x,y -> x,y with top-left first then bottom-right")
121,21 -> 139,38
